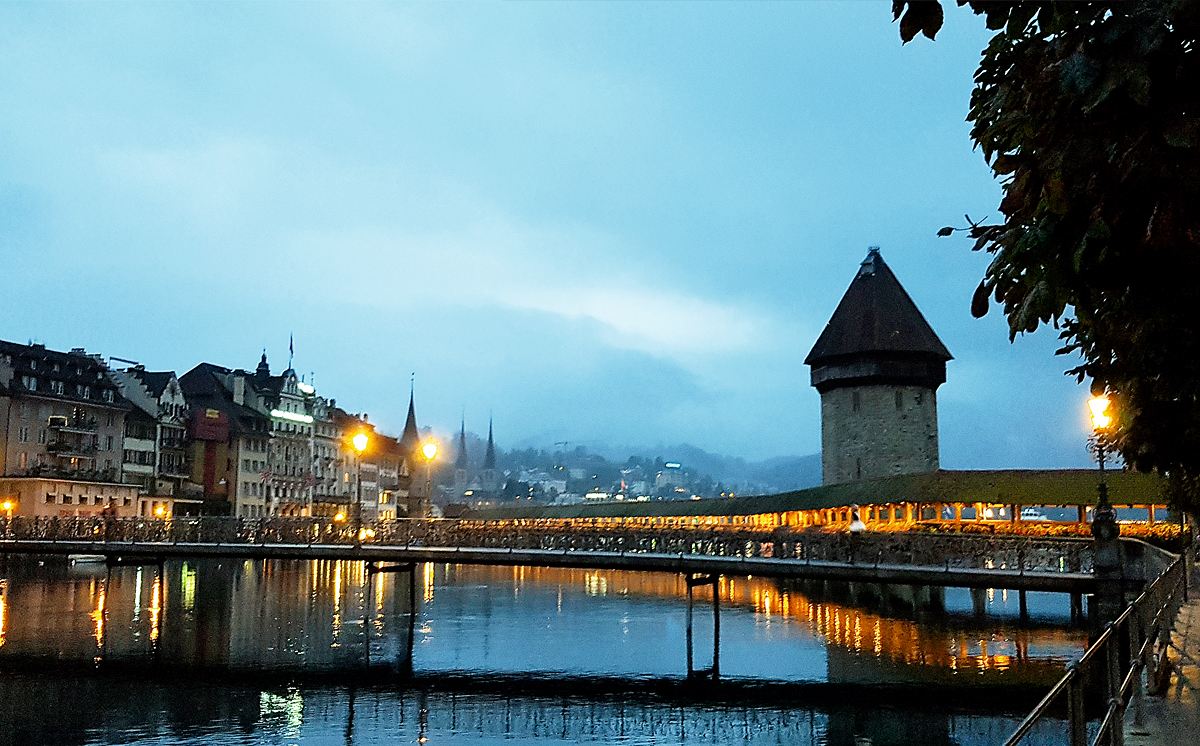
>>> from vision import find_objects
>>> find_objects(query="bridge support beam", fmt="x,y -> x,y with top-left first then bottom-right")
364,561 -> 418,674
685,573 -> 719,681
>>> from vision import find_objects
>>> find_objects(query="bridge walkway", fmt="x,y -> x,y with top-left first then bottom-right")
1127,562 -> 1200,746
0,538 -> 1097,593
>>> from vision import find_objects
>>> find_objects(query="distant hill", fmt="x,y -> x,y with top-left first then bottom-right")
599,443 -> 822,495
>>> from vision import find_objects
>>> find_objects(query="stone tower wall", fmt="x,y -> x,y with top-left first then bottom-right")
820,384 -> 939,485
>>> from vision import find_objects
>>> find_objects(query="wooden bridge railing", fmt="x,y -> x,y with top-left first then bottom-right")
0,516 -> 1094,575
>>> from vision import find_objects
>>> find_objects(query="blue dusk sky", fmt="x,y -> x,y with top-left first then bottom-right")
0,2 -> 1098,468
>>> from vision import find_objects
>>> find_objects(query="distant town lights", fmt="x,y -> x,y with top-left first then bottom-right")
271,409 -> 314,424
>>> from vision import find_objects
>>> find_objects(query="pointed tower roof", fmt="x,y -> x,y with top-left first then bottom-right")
806,248 -> 951,364
455,416 -> 468,469
483,417 -> 496,470
399,390 -> 421,456
806,248 -> 951,392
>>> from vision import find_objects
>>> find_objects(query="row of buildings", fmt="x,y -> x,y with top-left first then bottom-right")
0,340 -> 432,520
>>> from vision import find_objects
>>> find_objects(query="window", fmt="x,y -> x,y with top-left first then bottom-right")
243,459 -> 251,471
45,493 -> 54,504
106,435 -> 113,451
51,381 -> 64,395
19,452 -> 27,469
105,459 -> 113,470
62,495 -> 73,504
82,386 -> 91,399
37,429 -> 46,444
17,426 -> 29,442
21,376 -> 36,391
106,413 -> 114,426
124,497 -> 131,506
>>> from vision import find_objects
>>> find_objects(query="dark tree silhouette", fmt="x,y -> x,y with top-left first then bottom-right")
894,1 -> 1200,512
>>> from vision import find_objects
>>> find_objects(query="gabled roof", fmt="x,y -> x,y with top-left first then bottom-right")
129,369 -> 176,399
473,469 -> 1163,519
805,248 -> 951,366
0,339 -> 129,409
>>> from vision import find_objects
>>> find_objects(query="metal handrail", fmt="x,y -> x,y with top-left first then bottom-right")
1003,540 -> 1193,746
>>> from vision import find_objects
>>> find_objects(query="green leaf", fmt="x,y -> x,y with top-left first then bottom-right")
971,280 -> 991,318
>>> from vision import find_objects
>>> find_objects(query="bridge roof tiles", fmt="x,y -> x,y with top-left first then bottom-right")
472,469 -> 1164,520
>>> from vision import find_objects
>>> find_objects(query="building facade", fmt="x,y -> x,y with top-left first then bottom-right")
0,342 -> 129,483
108,367 -> 193,500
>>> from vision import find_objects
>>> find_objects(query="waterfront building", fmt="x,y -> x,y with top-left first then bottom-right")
180,363 -> 272,516
0,341 -> 129,484
805,248 -> 952,486
107,367 -> 195,503
0,476 -> 142,518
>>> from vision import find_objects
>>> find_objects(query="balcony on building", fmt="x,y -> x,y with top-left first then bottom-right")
47,414 -> 98,434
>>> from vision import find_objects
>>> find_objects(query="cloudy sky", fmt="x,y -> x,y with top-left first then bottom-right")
0,2 -> 1100,468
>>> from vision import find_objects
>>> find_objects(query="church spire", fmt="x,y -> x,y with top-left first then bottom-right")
399,389 -> 420,457
484,417 -> 496,470
456,414 -> 468,469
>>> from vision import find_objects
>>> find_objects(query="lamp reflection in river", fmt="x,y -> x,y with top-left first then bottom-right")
0,580 -> 7,648
149,573 -> 161,643
91,587 -> 105,648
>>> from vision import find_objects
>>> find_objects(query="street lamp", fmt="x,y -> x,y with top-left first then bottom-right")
422,440 -> 438,518
1089,395 -> 1119,540
352,431 -> 369,546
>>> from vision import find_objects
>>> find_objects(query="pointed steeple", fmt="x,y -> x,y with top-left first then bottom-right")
483,417 -> 496,470
399,389 -> 420,457
455,415 -> 468,469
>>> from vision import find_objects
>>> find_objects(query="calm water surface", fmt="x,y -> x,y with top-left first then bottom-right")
0,555 -> 1087,745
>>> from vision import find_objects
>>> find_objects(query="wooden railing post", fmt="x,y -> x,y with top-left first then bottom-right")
1067,664 -> 1087,746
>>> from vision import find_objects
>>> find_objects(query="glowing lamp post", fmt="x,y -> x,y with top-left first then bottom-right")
422,441 -> 438,519
1088,396 -> 1119,540
352,432 -> 369,546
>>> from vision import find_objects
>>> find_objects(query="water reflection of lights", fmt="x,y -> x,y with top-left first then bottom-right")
91,587 -> 106,648
259,688 -> 304,736
182,563 -> 197,611
460,566 -> 1085,673
0,580 -> 7,648
423,563 -> 434,604
149,575 -> 161,643
584,573 -> 608,597
133,567 -> 143,623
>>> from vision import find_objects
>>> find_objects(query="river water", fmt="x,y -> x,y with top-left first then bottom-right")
0,555 -> 1089,745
